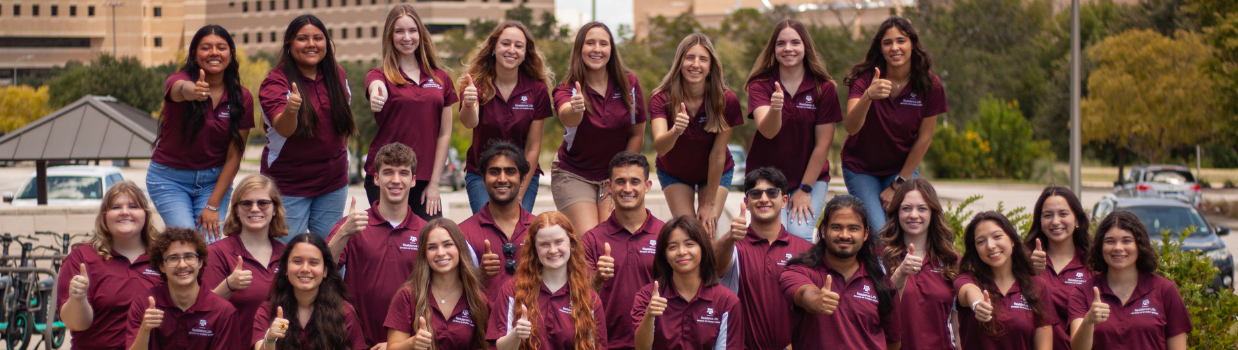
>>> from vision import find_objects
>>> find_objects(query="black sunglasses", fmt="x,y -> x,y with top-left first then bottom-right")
745,188 -> 782,200
503,243 -> 517,273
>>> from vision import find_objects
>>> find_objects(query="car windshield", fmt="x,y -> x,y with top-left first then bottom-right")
730,149 -> 745,163
17,176 -> 104,200
1147,170 -> 1195,185
1123,205 -> 1211,236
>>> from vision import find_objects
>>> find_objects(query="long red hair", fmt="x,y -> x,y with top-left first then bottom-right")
512,211 -> 599,350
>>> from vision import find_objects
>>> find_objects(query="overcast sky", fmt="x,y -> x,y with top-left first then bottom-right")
554,0 -> 634,35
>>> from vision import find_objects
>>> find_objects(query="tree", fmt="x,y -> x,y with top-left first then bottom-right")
1081,29 -> 1216,163
0,85 -> 53,133
236,48 -> 272,138
46,54 -> 163,113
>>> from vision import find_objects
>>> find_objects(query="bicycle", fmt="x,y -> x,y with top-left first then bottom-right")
29,231 -> 86,349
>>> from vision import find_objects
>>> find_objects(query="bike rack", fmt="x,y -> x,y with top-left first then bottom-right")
0,266 -> 58,350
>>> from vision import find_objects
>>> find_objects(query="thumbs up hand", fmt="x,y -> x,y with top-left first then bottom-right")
369,82 -> 387,112
481,239 -> 501,278
671,103 -> 690,135
597,243 -> 615,281
195,69 -> 211,101
412,316 -> 433,350
140,296 -> 164,331
463,74 -> 478,109
1085,287 -> 1110,324
267,306 -> 289,342
69,263 -> 89,300
728,204 -> 748,243
1030,238 -> 1047,273
895,244 -> 924,278
513,304 -> 532,339
770,82 -> 785,111
974,290 -> 994,322
570,82 -> 586,113
645,281 -> 668,318
811,275 -> 840,315
866,68 -> 891,100
287,83 -> 303,114
227,255 -> 252,292
340,197 -> 369,238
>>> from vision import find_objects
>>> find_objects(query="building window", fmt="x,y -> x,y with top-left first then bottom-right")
326,0 -> 331,6
355,0 -> 360,5
328,28 -> 332,37
297,0 -> 302,8
371,26 -> 377,38
255,1 -> 261,11
270,1 -> 275,10
355,27 -> 361,38
284,0 -> 289,9
152,6 -> 160,16
154,37 -> 162,47
87,5 -> 94,15
70,5 -> 76,16
242,2 -> 248,12
341,28 -> 347,38
13,5 -> 20,16
311,0 -> 316,8
270,32 -> 276,42
229,2 -> 234,6
243,33 -> 249,43
51,5 -> 57,16
31,4 -> 37,16
340,0 -> 345,7
257,32 -> 263,42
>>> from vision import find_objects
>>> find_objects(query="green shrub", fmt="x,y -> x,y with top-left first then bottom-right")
926,96 -> 1051,180
943,194 -> 1030,252
1154,230 -> 1238,349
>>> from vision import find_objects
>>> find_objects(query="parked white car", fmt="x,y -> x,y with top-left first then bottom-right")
3,166 -> 127,206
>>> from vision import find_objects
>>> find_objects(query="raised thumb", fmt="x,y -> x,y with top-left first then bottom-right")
1035,238 -> 1043,252
276,306 -> 284,319
574,82 -> 581,95
79,263 -> 88,278
199,69 -> 207,82
290,83 -> 299,95
823,275 -> 833,292
908,243 -> 915,257
604,242 -> 611,257
873,68 -> 882,83
983,290 -> 991,303
418,316 -> 428,331
484,239 -> 493,254
1093,286 -> 1101,301
148,296 -> 156,309
519,304 -> 529,320
774,81 -> 782,94
235,255 -> 245,272
466,74 -> 475,87
349,197 -> 357,212
653,281 -> 660,297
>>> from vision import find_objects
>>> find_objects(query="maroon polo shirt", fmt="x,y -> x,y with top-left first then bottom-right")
1067,272 -> 1192,350
649,90 -> 744,185
326,204 -> 428,346
722,226 -> 813,349
631,281 -> 744,350
779,259 -> 901,350
464,72 -> 553,176
745,71 -> 843,189
363,67 -> 458,180
552,72 -> 648,181
384,287 -> 486,350
1040,249 -> 1093,350
125,285 -> 238,350
57,245 -> 164,350
258,64 -> 350,197
842,72 -> 948,176
459,205 -> 535,298
485,280 -> 608,349
953,273 -> 1059,350
582,210 -> 665,350
202,234 -> 285,347
892,253 -> 955,350
251,301 -> 367,349
154,71 -> 256,170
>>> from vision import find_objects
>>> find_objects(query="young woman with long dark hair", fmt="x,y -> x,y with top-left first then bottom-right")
458,21 -> 553,214
841,16 -> 948,230
385,219 -> 489,350
486,211 -> 606,350
204,174 -> 290,346
954,212 -> 1055,350
259,15 -> 357,239
650,33 -> 742,234
744,19 -> 841,242
365,5 -> 455,220
1067,211 -> 1190,350
632,216 -> 742,350
880,178 -> 960,350
148,24 -> 253,241
58,182 -> 163,349
252,234 -> 366,350
551,22 -> 646,233
1024,186 -> 1093,349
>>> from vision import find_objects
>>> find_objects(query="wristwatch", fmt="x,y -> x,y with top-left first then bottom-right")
799,183 -> 813,194
891,176 -> 907,190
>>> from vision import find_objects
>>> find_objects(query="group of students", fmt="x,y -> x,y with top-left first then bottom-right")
54,3 -> 1195,350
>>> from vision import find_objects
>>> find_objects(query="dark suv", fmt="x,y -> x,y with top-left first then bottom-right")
1114,164 -> 1203,209
1092,195 -> 1233,288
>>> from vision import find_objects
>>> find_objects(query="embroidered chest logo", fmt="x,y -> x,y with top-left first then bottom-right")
219,110 -> 231,119
640,239 -> 657,254
696,307 -> 721,324
1011,295 -> 1033,311
453,310 -> 475,327
853,283 -> 878,303
777,253 -> 792,266
423,80 -> 443,89
796,94 -> 817,110
188,318 -> 215,337
513,94 -> 535,111
1065,271 -> 1087,285
400,236 -> 419,251
900,92 -> 923,107
142,268 -> 161,277
559,306 -> 573,315
707,307 -> 714,316
1133,299 -> 1159,316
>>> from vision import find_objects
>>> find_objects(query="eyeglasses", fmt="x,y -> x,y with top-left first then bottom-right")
237,200 -> 273,210
161,253 -> 200,267
486,166 -> 520,177
503,242 -> 517,273
745,188 -> 782,200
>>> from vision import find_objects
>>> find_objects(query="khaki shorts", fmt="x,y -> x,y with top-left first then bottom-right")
550,159 -> 608,210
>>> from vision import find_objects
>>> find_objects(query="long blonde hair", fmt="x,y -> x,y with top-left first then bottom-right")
87,181 -> 157,260
399,219 -> 489,349
459,21 -> 552,107
380,5 -> 446,86
651,33 -> 732,133
745,19 -> 834,97
222,174 -> 289,238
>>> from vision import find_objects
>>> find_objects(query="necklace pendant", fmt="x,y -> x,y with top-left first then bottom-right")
440,299 -> 446,304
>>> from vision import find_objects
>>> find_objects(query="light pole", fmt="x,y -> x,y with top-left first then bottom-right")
104,2 -> 123,54
1069,0 -> 1081,194
12,54 -> 33,86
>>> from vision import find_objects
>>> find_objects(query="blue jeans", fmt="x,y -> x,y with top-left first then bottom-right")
146,161 -> 230,235
464,172 -> 539,214
281,185 -> 348,242
842,166 -> 918,231
782,180 -> 829,243
656,168 -> 735,191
